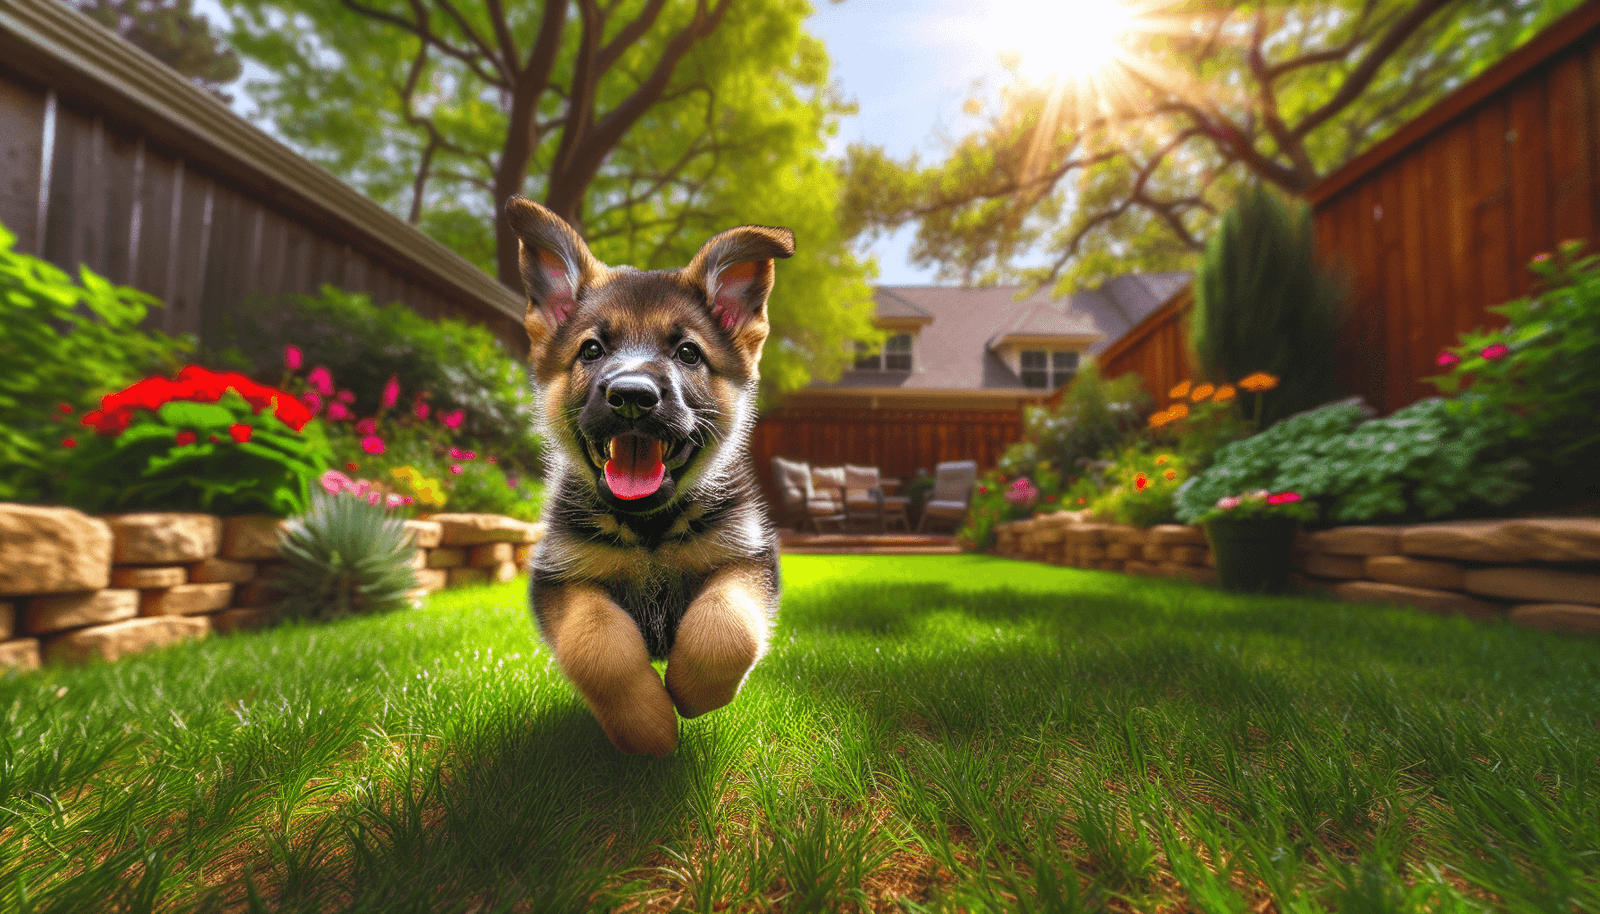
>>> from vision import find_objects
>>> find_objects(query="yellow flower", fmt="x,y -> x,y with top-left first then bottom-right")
1239,372 -> 1280,393
1190,383 -> 1215,402
1164,469 -> 1177,481
1212,384 -> 1237,402
1155,455 -> 1169,465
1168,380 -> 1192,400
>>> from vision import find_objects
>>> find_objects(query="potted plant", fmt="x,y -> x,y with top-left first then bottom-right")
1194,489 -> 1318,594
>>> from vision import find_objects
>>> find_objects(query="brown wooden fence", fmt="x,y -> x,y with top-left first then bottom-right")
1092,0 -> 1600,415
0,0 -> 525,354
750,406 -> 1023,515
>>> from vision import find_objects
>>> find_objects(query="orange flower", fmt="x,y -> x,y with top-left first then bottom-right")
1164,469 -> 1177,480
1155,455 -> 1169,465
1168,403 -> 1190,419
1169,380 -> 1192,400
1212,384 -> 1237,402
1148,409 -> 1172,429
1190,383 -> 1215,401
1238,372 -> 1280,393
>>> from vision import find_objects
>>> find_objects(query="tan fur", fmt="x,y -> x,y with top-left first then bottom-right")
542,583 -> 678,757
664,564 -> 772,718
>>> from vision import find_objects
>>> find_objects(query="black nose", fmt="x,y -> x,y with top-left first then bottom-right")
605,375 -> 660,419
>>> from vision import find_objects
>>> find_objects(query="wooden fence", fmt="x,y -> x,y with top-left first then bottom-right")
0,0 -> 525,354
750,406 -> 1023,515
1092,0 -> 1600,415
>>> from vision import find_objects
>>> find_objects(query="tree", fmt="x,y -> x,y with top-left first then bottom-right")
844,0 -> 1581,294
223,0 -> 877,397
71,0 -> 242,98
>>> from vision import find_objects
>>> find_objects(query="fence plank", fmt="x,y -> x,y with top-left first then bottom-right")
0,80 -> 44,251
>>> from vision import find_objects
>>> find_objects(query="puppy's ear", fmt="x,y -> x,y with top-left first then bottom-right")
683,225 -> 795,360
505,196 -> 606,362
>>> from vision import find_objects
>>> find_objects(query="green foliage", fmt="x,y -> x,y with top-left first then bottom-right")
1175,396 -> 1530,526
205,285 -> 541,474
72,0 -> 242,95
272,489 -> 419,621
1191,186 -> 1343,427
1427,241 -> 1600,469
998,359 -> 1151,479
59,388 -> 331,517
1088,448 -> 1189,528
0,223 -> 193,502
222,0 -> 878,399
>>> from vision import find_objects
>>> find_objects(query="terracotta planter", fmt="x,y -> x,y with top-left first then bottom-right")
1203,516 -> 1299,594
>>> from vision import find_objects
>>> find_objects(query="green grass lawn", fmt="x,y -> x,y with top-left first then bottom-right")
2,555 -> 1597,913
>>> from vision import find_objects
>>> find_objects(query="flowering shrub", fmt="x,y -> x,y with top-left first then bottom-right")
0,222 -> 192,502
1427,241 -> 1600,476
1087,448 -> 1190,527
1192,489 -> 1319,525
57,366 -> 330,516
1148,373 -> 1277,474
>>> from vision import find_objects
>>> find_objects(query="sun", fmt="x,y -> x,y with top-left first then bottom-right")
989,0 -> 1139,83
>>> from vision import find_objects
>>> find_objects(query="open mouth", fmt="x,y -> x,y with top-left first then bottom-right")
585,433 -> 696,501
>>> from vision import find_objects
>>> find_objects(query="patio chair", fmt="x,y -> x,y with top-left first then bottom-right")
771,456 -> 812,531
843,464 -> 911,532
807,465 -> 849,533
916,460 -> 978,534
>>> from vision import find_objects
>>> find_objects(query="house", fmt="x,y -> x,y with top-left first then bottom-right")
750,273 -> 1191,507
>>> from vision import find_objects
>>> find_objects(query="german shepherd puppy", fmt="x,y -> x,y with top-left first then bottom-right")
505,197 -> 793,757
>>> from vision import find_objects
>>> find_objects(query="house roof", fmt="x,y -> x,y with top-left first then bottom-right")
815,272 -> 1190,392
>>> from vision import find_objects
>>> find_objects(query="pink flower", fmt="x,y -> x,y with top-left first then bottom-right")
300,392 -> 322,415
307,366 -> 334,397
319,469 -> 354,495
327,402 -> 352,421
385,494 -> 404,508
1266,492 -> 1303,505
337,390 -> 355,404
414,399 -> 430,421
1436,351 -> 1460,368
356,418 -> 378,435
449,447 -> 465,459
361,435 -> 385,455
284,345 -> 302,371
441,409 -> 465,430
450,463 -> 464,475
368,492 -> 382,506
1481,343 -> 1510,360
487,456 -> 497,464
1217,496 -> 1241,510
381,375 -> 400,409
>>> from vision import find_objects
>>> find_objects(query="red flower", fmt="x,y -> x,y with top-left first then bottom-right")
978,485 -> 988,495
1134,473 -> 1148,491
62,436 -> 77,448
1481,343 -> 1510,360
57,402 -> 74,414
345,462 -> 360,471
229,424 -> 253,443
81,366 -> 312,434
1265,492 -> 1303,505
1436,351 -> 1461,368
175,431 -> 197,446
361,435 -> 385,455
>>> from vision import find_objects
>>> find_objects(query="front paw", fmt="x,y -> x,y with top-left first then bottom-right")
665,658 -> 746,719
595,677 -> 679,756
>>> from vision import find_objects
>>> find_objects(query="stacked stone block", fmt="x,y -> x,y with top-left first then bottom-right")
1,503 -> 543,670
996,513 -> 1217,583
1292,518 -> 1600,632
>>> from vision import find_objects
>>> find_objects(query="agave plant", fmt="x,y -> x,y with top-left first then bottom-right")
272,489 -> 419,621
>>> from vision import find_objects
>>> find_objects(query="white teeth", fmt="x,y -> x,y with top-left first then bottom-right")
606,438 -> 615,460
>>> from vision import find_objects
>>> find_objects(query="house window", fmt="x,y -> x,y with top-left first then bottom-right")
1020,350 -> 1079,388
855,333 -> 914,371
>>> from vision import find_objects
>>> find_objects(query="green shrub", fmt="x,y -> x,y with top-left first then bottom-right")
1088,448 -> 1189,527
1427,241 -> 1600,479
1175,396 -> 1529,526
203,285 -> 541,477
998,358 -> 1150,479
272,489 -> 419,622
0,223 -> 193,502
1190,186 -> 1343,427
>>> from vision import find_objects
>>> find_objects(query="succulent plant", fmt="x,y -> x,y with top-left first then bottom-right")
272,489 -> 419,621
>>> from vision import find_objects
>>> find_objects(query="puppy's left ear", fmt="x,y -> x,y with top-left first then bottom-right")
684,225 -> 795,359
505,196 -> 607,367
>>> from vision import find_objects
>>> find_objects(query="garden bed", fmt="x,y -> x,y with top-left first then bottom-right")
994,511 -> 1600,635
0,503 -> 542,668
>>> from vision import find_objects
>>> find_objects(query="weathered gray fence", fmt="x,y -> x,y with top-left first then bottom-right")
0,0 -> 526,354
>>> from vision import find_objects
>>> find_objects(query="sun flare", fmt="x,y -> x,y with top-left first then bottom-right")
990,0 -> 1139,82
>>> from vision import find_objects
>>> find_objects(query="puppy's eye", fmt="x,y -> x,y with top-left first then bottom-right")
578,340 -> 604,363
675,342 -> 703,366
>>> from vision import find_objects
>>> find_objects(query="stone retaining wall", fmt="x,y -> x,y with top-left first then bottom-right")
993,512 -> 1600,635
0,504 -> 543,669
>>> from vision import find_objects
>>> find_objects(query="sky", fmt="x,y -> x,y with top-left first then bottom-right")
207,0 -> 1045,286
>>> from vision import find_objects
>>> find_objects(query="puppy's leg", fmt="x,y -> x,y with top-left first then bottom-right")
665,565 -> 773,719
543,583 -> 678,756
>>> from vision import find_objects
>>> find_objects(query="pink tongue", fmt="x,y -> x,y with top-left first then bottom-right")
604,434 -> 666,500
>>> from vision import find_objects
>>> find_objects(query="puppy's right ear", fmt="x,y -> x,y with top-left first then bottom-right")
505,197 -> 605,362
